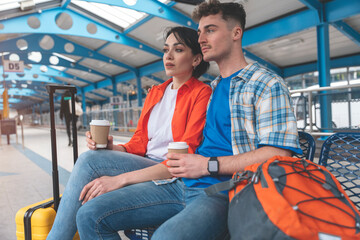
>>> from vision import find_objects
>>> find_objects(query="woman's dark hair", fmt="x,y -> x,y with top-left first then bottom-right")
165,26 -> 209,78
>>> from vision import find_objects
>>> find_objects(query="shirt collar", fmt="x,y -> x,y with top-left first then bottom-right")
211,62 -> 261,88
157,76 -> 197,92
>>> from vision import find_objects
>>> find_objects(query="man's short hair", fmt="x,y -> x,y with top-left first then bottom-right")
192,0 -> 246,31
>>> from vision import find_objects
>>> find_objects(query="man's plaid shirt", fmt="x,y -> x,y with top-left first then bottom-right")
209,62 -> 301,155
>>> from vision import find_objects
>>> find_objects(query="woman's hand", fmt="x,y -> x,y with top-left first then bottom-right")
85,131 -> 114,150
79,175 -> 125,204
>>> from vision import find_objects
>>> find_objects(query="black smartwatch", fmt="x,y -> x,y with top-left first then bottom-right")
208,157 -> 219,176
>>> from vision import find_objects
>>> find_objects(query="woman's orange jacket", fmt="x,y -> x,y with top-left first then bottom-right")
122,77 -> 211,158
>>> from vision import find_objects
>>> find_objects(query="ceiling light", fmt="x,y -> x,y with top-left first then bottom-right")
53,52 -> 76,62
121,49 -> 134,57
269,38 -> 304,50
20,0 -> 35,11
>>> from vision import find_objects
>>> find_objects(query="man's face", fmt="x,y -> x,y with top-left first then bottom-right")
198,13 -> 233,63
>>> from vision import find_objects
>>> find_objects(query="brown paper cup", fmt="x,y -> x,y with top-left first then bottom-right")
90,120 -> 110,148
168,142 -> 188,154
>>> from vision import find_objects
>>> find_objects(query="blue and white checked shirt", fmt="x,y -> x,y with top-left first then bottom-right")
209,62 -> 301,155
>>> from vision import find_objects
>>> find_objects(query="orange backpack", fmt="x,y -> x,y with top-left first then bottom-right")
206,156 -> 360,240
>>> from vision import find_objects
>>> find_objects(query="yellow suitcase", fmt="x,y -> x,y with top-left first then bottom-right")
15,197 -> 79,240
15,85 -> 79,240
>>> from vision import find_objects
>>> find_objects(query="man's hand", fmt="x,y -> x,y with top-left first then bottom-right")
79,175 -> 125,204
85,131 -> 114,150
166,153 -> 209,178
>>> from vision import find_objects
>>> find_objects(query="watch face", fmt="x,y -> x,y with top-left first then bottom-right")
209,160 -> 218,172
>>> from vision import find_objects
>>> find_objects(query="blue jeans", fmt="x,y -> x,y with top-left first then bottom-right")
47,150 -> 229,240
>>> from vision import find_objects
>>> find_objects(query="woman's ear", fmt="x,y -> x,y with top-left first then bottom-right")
192,54 -> 202,68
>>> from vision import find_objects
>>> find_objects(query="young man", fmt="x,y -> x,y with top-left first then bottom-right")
162,0 -> 302,237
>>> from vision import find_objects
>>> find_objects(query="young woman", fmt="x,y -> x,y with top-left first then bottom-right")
47,26 -> 211,240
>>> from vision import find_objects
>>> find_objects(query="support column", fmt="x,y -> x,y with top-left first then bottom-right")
81,88 -> 87,127
316,21 -> 332,132
347,67 -> 352,128
32,105 -> 35,124
39,103 -> 42,125
136,73 -> 143,107
112,77 -> 118,130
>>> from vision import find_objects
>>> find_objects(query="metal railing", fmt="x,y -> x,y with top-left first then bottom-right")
80,106 -> 143,133
21,83 -> 360,137
290,83 -> 360,136
22,106 -> 143,135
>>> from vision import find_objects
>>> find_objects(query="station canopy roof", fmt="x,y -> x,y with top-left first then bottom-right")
0,0 -> 359,111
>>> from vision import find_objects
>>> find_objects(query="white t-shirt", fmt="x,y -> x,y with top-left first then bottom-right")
146,83 -> 178,160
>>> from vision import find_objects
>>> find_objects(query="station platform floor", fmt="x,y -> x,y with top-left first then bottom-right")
0,125 -> 131,240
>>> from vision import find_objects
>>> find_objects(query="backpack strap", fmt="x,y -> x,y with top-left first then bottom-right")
205,171 -> 254,196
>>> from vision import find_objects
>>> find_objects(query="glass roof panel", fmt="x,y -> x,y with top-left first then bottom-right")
0,0 -> 55,12
72,0 -> 143,28
71,0 -> 169,29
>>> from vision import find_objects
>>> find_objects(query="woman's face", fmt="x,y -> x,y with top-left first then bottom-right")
163,33 -> 200,79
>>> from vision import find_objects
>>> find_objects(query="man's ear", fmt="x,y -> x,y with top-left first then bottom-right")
233,26 -> 243,41
193,54 -> 202,68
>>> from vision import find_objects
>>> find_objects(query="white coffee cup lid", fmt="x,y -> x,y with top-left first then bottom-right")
168,142 -> 188,149
90,120 -> 110,126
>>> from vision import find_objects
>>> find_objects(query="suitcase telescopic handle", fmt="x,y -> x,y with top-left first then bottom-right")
46,84 -> 78,211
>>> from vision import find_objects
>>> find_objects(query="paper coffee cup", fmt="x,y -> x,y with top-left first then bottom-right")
90,120 -> 110,148
168,142 -> 189,154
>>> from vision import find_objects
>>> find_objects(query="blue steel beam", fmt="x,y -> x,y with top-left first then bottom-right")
331,21 -> 360,47
3,52 -> 110,80
139,60 -> 164,77
0,65 -> 92,103
82,0 -> 196,28
0,70 -> 58,83
0,33 -> 136,73
326,0 -> 360,23
3,80 -> 48,88
0,94 -> 47,103
0,88 -> 38,96
243,0 -> 360,47
0,98 -> 22,103
0,87 -> 47,99
123,1 -> 177,35
243,49 -> 283,76
83,60 -> 164,92
283,54 -> 360,78
243,9 -> 319,47
0,33 -> 146,97
0,8 -> 162,57
61,0 -> 72,8
0,85 -> 99,109
2,34 -> 145,103
147,74 -> 165,84
0,102 -> 36,108
3,86 -> 48,99
0,64 -> 90,87
88,91 -> 107,100
297,0 -> 321,11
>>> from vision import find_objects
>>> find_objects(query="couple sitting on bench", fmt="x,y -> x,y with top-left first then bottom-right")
47,1 -> 301,239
